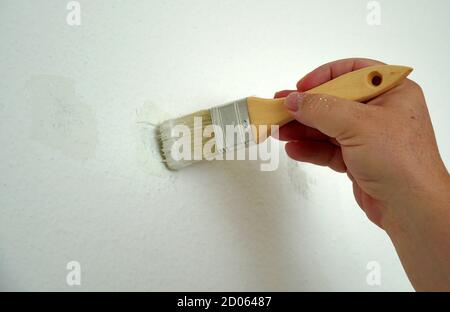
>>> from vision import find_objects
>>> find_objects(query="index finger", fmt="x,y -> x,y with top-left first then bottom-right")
297,58 -> 385,91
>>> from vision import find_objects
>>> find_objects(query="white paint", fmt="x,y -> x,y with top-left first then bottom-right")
1,0 -> 449,291
134,102 -> 170,176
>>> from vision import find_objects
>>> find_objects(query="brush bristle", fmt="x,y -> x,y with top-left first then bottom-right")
158,109 -> 216,170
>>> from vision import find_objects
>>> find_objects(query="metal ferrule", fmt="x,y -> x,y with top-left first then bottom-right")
209,98 -> 253,154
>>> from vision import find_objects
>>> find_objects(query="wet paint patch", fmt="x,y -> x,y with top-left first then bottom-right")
134,101 -> 172,176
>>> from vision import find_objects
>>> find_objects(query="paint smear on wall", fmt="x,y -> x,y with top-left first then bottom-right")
25,75 -> 98,161
134,101 -> 172,177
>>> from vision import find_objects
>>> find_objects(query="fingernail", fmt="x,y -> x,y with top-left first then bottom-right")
285,92 -> 305,112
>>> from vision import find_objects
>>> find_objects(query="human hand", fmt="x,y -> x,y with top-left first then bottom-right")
275,58 -> 449,231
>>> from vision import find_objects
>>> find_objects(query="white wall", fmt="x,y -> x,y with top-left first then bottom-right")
1,0 -> 449,291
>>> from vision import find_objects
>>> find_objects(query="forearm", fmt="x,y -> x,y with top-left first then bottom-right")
385,173 -> 450,291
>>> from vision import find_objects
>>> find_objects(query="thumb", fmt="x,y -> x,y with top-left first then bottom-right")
284,92 -> 372,140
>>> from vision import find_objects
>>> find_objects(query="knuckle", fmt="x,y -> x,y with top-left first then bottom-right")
407,80 -> 423,95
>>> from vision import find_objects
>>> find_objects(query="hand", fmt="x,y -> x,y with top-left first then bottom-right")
275,58 -> 450,290
275,58 -> 448,229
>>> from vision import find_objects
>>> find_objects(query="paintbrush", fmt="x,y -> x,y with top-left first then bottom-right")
158,65 -> 412,170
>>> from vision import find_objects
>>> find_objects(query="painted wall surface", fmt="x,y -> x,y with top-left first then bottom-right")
1,0 -> 449,291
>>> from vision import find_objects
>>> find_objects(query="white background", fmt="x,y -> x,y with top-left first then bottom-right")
1,0 -> 449,291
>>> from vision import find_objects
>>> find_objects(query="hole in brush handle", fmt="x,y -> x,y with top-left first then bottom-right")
368,71 -> 383,87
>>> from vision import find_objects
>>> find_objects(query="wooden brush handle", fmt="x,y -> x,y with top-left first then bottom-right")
247,64 -> 413,142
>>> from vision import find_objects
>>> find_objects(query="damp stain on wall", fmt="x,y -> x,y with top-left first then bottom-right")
24,75 -> 98,161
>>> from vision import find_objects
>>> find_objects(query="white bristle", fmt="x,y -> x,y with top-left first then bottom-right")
158,110 -> 215,170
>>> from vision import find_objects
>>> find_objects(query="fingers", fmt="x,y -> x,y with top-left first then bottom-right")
276,58 -> 385,173
273,90 -> 329,142
297,58 -> 385,91
285,140 -> 346,172
285,92 -> 376,142
276,121 -> 329,141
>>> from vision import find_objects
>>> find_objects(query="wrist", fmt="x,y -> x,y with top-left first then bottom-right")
383,170 -> 450,238
381,171 -> 450,291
